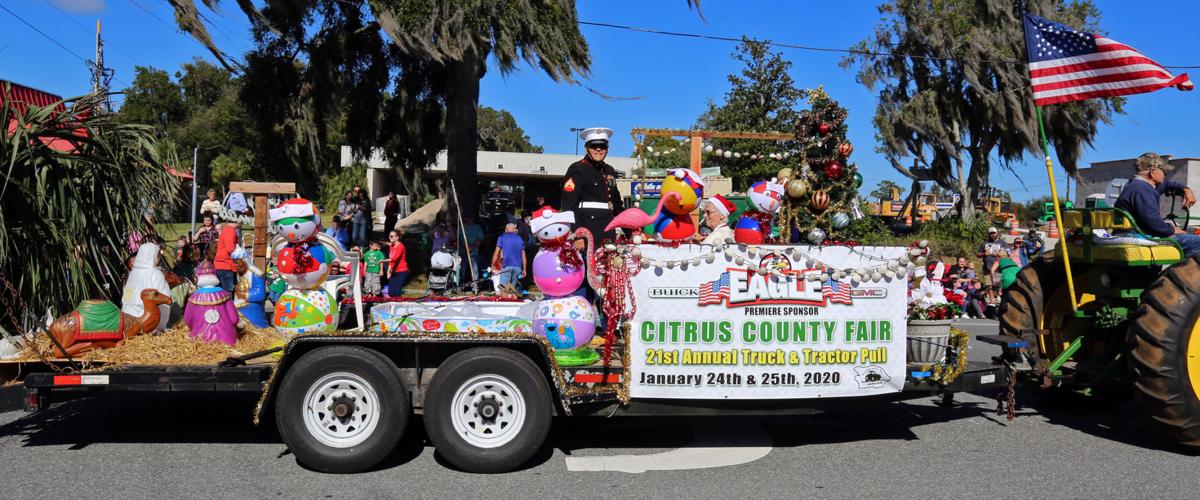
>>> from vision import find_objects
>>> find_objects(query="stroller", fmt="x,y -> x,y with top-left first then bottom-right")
427,246 -> 461,294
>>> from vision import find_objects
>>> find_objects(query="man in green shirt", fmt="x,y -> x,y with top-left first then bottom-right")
363,241 -> 387,295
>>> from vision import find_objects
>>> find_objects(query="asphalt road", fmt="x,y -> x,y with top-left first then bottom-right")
2,319 -> 1199,499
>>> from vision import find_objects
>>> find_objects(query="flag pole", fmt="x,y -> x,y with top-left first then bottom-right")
1035,106 -> 1079,312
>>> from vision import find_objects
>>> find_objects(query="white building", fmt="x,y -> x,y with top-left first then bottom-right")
340,146 -> 637,202
1075,155 -> 1200,211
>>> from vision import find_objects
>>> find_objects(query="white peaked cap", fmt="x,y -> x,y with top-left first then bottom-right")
579,127 -> 614,144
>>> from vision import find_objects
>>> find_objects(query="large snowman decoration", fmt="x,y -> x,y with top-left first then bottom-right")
734,178 -> 785,244
528,206 -> 598,366
269,198 -> 338,334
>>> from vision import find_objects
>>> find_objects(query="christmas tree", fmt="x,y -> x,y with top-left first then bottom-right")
777,87 -> 863,244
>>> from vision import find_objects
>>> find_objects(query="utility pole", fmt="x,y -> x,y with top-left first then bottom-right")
190,146 -> 200,235
88,19 -> 114,112
570,127 -> 585,155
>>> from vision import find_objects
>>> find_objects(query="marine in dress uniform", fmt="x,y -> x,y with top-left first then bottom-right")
561,127 -> 623,243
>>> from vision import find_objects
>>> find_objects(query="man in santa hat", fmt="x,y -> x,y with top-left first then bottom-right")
562,127 -> 623,244
697,195 -> 736,245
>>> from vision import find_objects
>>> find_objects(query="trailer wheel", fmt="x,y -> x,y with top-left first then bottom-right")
424,347 -> 552,473
1130,256 -> 1200,447
276,346 -> 410,473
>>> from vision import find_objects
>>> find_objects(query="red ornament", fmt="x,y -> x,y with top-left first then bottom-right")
824,161 -> 844,179
818,123 -> 831,135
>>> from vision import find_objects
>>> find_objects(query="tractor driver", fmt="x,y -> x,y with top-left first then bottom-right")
1114,152 -> 1200,257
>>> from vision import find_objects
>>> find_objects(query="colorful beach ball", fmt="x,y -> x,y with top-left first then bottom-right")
532,295 -> 596,351
734,215 -> 764,244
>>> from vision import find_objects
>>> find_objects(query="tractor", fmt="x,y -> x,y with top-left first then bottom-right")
998,198 -> 1200,446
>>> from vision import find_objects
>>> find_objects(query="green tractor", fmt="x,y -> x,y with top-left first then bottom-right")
1035,200 -> 1073,223
999,204 -> 1200,446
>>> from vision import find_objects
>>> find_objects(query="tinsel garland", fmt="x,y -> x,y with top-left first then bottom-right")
593,248 -> 639,368
915,328 -> 970,385
743,210 -> 779,244
539,236 -> 583,269
343,295 -> 525,305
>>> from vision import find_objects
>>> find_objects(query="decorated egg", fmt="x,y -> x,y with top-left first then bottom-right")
273,288 -> 338,334
734,215 -> 764,244
661,168 -> 705,215
269,198 -> 322,244
652,213 -> 696,241
533,295 -> 596,351
748,178 -> 785,213
533,249 -> 584,297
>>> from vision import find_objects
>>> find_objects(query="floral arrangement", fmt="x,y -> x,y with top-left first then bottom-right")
908,302 -> 961,321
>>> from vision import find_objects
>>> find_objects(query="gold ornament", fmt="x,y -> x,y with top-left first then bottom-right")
838,142 -> 854,158
786,179 -> 809,199
777,167 -> 794,184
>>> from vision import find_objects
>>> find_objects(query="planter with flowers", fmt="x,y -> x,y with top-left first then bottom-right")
907,302 -> 960,364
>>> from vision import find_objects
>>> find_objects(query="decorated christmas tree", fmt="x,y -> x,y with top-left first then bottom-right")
777,87 -> 863,244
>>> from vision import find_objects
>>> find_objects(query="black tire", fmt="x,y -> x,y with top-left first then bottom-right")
424,347 -> 553,473
1129,255 -> 1200,447
276,346 -> 410,473
999,256 -> 1067,339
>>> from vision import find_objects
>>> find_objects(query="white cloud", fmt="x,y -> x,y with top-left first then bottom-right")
52,0 -> 106,14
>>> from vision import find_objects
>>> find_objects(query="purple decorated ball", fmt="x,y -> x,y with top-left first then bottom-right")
532,249 -> 584,297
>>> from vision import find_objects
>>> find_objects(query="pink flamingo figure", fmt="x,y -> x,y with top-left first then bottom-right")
605,191 -> 681,233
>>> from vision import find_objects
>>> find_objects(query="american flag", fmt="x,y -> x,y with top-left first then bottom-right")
822,279 -> 852,305
1025,14 -> 1192,106
698,272 -> 730,306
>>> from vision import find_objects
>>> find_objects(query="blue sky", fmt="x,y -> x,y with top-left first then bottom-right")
3,0 -> 1197,201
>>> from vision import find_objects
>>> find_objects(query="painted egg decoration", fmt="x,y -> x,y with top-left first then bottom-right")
532,295 -> 596,351
660,169 -> 705,215
273,288 -> 338,334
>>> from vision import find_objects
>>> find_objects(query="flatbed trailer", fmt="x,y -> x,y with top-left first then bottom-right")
11,333 -> 1006,474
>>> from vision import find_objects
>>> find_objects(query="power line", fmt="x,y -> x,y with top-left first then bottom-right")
42,0 -> 146,67
0,3 -> 90,63
128,0 -> 179,33
0,4 -> 129,89
577,20 -> 1199,70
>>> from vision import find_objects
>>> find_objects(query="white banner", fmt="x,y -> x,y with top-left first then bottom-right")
628,244 -> 908,400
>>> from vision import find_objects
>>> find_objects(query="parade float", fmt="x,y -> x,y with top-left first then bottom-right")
8,91 -> 1002,476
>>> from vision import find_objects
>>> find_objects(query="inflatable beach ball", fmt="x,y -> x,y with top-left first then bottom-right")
734,215 -> 764,244
748,179 -> 785,213
661,169 -> 706,215
533,295 -> 596,351
273,288 -> 338,334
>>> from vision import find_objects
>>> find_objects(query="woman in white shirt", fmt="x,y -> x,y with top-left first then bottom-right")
697,195 -> 736,245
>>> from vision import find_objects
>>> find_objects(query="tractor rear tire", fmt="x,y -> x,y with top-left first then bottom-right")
999,256 -> 1066,339
1129,255 -> 1200,447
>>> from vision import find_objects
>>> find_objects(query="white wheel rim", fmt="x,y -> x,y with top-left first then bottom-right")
449,374 -> 526,449
301,372 -> 382,448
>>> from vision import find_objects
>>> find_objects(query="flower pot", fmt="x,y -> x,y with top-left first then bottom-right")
907,319 -> 952,364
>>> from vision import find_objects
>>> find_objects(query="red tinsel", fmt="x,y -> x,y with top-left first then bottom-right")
592,247 -> 639,368
823,239 -> 861,247
744,210 -> 777,244
537,236 -> 583,269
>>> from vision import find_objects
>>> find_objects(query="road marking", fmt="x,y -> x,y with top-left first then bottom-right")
565,424 -> 772,473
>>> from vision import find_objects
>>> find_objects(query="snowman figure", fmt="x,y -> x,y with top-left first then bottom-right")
530,206 -> 583,297
269,198 -> 338,333
734,178 -> 785,244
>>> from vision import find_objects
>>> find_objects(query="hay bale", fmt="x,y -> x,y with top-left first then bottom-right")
22,324 -> 293,367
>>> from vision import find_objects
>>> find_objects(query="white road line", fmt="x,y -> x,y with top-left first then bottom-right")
565,424 -> 772,473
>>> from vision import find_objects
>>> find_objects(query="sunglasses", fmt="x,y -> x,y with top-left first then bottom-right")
586,142 -> 609,150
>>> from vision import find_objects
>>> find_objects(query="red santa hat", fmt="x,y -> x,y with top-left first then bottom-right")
671,168 -> 707,189
530,206 -> 575,234
706,195 -> 736,218
269,198 -> 317,222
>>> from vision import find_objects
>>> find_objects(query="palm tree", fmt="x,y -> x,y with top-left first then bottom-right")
1,89 -> 180,328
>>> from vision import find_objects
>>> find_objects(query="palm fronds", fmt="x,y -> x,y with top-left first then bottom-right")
0,88 -> 181,327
